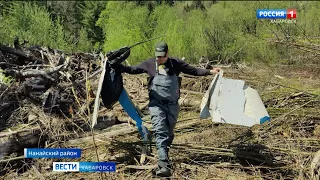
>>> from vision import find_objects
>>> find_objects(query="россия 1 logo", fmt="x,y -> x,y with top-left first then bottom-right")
256,9 -> 297,23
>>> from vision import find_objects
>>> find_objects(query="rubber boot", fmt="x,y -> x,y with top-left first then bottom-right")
155,147 -> 172,177
156,167 -> 171,177
156,160 -> 171,177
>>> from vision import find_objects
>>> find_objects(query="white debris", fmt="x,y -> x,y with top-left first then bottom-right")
200,70 -> 270,127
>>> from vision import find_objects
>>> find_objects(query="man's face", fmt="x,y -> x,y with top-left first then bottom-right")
156,52 -> 168,64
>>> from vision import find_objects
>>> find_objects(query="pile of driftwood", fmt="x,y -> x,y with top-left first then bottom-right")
0,38 -> 207,165
0,38 -> 107,161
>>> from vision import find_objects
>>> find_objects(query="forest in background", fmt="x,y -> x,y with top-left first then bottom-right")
0,2 -> 320,179
0,1 -> 319,64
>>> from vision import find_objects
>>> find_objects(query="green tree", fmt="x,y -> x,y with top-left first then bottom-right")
97,2 -> 151,64
0,2 -> 72,51
183,9 -> 208,62
75,28 -> 92,52
149,4 -> 185,60
77,1 -> 107,49
44,1 -> 85,41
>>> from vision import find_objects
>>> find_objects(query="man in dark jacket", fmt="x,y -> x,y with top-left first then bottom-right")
113,41 -> 221,177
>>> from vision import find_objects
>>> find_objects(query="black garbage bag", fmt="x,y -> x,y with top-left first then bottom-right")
100,47 -> 130,109
100,61 -> 123,109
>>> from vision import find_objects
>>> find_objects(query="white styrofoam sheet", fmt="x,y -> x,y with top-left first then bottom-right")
200,70 -> 270,127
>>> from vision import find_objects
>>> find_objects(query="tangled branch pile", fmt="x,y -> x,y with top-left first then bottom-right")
0,39 -> 105,160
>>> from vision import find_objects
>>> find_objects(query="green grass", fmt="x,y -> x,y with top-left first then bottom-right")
0,69 -> 14,86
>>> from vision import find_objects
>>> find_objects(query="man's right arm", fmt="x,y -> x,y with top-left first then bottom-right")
112,61 -> 147,74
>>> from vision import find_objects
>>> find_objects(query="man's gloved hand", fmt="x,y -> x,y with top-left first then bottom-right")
107,46 -> 130,65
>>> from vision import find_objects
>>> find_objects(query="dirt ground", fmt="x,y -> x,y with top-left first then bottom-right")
1,63 -> 320,180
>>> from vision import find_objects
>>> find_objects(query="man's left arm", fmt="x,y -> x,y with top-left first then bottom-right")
177,59 -> 220,76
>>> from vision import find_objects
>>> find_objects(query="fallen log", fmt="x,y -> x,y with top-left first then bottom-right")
0,126 -> 40,138
6,69 -> 55,81
0,102 -> 17,131
125,164 -> 158,170
66,124 -> 136,146
0,126 -> 46,159
0,155 -> 24,163
4,57 -> 69,81
0,44 -> 44,64
66,117 -> 205,147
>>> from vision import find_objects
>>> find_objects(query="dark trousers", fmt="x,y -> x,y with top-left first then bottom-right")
149,100 -> 179,168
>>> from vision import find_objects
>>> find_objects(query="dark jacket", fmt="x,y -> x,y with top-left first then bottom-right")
116,57 -> 211,77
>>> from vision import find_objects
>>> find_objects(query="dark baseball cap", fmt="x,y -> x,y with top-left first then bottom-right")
155,41 -> 168,57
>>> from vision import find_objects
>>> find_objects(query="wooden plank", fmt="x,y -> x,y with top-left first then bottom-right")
92,54 -> 107,128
